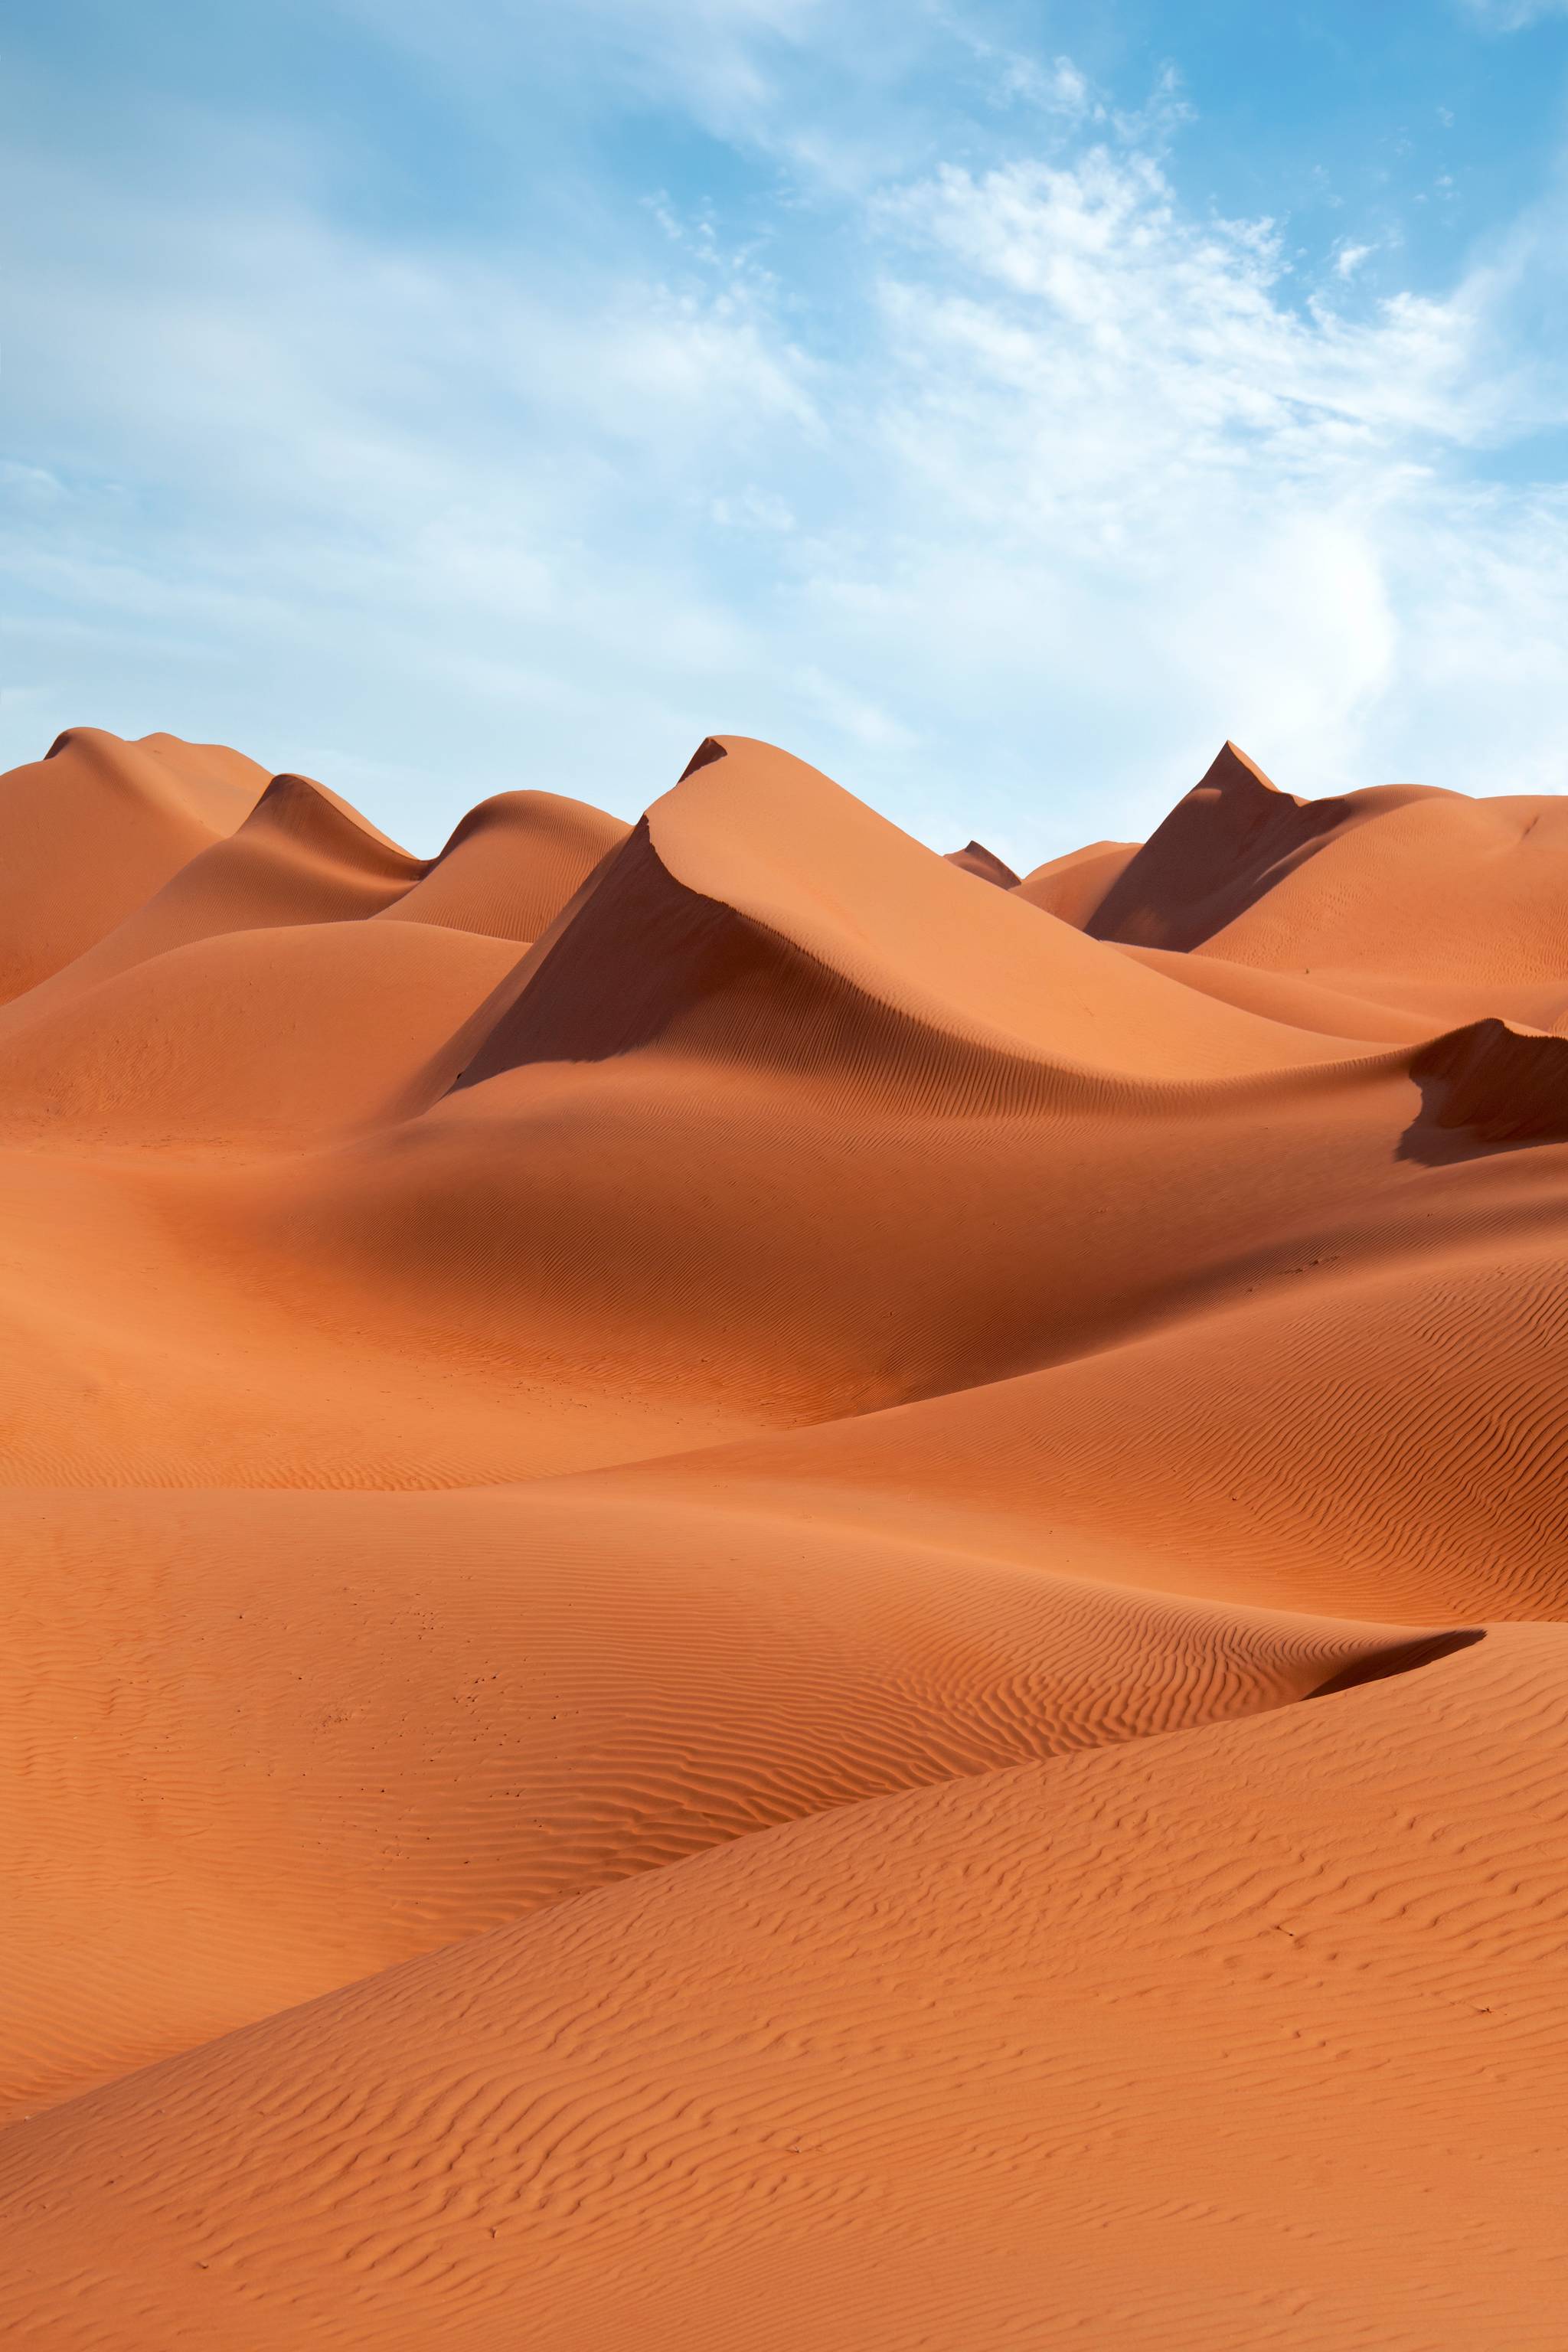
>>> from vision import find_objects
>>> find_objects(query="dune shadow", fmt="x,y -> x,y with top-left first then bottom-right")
1307,1626 -> 1484,1701
1396,1085 -> 1548,1167
1396,1021 -> 1568,1166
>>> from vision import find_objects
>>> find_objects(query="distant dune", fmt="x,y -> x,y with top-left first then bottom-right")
2,725 -> 1566,2347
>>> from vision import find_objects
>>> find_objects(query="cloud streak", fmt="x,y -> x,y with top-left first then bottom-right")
2,5 -> 1568,863
1460,0 -> 1568,29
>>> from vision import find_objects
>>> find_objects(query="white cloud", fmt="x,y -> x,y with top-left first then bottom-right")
787,145 -> 1568,845
0,117 -> 826,836
4,17 -> 1568,867
1007,55 -> 1092,116
935,12 -> 1095,120
1110,62 -> 1197,152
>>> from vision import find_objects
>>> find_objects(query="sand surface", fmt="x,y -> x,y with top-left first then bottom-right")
2,727 -> 1566,2345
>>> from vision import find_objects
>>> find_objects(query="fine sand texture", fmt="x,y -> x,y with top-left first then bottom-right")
2,727 -> 1568,2347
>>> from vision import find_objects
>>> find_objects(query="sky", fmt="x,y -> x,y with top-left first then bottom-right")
5,0 -> 1568,865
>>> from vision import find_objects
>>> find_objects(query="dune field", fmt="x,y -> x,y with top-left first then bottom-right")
1,722 -> 1566,2346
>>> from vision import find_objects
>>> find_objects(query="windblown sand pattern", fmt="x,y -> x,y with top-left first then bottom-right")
2,726 -> 1566,2346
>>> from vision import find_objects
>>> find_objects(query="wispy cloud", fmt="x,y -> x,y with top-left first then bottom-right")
799,143 -> 1568,837
1459,0 -> 1568,28
2,4 -> 1568,863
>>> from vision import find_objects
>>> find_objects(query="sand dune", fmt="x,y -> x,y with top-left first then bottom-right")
0,729 -> 265,1004
18,770 -> 430,1004
5,1629 -> 1557,2350
944,837 -> 1020,887
0,1478 -> 1449,2122
1,726 -> 1566,2345
459,737 -> 1379,1099
1088,738 -> 1568,987
0,919 -> 521,1146
379,788 -> 630,942
1014,833 -> 1138,922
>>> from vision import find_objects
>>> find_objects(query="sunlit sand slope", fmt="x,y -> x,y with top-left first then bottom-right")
5,1632 -> 1559,2350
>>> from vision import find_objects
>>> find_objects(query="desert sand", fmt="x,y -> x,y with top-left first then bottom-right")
1,725 -> 1566,2345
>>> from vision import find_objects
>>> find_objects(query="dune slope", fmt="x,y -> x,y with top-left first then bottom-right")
0,724 -> 1566,2347
0,730 -> 264,1003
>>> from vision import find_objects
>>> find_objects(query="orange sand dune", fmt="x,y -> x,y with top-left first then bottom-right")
379,788 -> 630,942
0,728 -> 265,1003
3,1630 -> 1557,2350
459,737 -> 1380,1095
2,724 -> 1566,2347
0,920 -> 519,1146
1,770 -> 428,1019
943,837 -> 1019,887
0,1479 -> 1446,2121
1089,739 -> 1568,987
1014,832 -> 1138,922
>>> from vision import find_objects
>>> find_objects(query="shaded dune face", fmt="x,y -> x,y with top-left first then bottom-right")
2,726 -> 1568,2348
1409,1015 -> 1568,1145
1086,738 -> 1568,988
1083,739 -> 1425,952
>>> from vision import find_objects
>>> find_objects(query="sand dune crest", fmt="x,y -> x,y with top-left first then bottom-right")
943,838 -> 1020,887
0,728 -> 266,1002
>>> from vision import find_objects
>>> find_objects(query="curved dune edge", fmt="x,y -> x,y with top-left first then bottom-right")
0,723 -> 1567,2345
453,745 -> 1406,1115
1410,1015 -> 1568,1142
4,1626 -> 1563,2352
0,1471 -> 1485,2119
378,789 -> 630,942
943,838 -> 1020,888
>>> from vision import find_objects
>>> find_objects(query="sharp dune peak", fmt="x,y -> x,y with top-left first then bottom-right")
1204,734 -> 1287,794
944,838 -> 1021,888
451,733 -> 1382,1102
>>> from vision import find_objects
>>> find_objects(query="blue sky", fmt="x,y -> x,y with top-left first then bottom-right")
5,0 -> 1568,863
